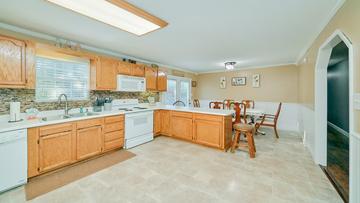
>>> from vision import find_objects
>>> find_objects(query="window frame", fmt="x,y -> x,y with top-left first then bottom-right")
35,54 -> 91,102
161,75 -> 192,106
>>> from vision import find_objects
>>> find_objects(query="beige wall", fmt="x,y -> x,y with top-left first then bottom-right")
298,0 -> 360,132
196,64 -> 298,103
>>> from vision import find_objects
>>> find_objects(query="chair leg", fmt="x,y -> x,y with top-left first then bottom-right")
274,126 -> 279,138
246,132 -> 255,158
231,131 -> 240,153
251,134 -> 256,152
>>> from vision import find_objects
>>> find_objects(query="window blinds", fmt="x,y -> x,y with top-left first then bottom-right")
35,56 -> 90,102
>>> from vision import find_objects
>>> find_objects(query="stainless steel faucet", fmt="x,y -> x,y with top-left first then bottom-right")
58,94 -> 70,115
173,100 -> 186,107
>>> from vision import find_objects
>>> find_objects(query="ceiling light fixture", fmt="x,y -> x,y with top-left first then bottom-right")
224,62 -> 236,70
46,0 -> 168,36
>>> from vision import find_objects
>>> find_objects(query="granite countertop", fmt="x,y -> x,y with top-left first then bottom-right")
0,104 -> 234,133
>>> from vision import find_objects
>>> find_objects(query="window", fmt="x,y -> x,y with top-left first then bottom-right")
162,75 -> 191,106
35,55 -> 90,102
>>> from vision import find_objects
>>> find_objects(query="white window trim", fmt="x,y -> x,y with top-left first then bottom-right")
161,75 -> 192,106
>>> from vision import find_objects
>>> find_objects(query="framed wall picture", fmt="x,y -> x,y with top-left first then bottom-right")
231,77 -> 246,86
192,81 -> 197,87
220,76 -> 226,89
252,74 -> 260,88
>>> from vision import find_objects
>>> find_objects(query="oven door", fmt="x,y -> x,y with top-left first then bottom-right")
125,111 -> 153,139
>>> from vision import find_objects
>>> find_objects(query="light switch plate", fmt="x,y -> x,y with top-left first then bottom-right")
354,93 -> 360,110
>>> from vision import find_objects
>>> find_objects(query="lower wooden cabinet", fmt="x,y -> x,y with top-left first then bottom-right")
193,120 -> 222,148
27,115 -> 124,178
154,110 -> 161,135
76,126 -> 103,160
160,110 -> 171,135
171,112 -> 193,141
39,131 -> 72,172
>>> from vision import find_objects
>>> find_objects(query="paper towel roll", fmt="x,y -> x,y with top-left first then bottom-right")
10,102 -> 21,122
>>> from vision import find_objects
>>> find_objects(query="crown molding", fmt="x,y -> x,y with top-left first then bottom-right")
295,0 -> 346,64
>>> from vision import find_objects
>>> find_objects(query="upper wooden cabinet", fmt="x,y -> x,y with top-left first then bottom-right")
118,61 -> 145,77
95,56 -> 118,90
145,66 -> 157,91
157,69 -> 167,91
0,35 -> 35,88
132,64 -> 145,77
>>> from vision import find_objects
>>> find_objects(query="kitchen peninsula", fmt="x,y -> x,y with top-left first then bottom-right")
0,105 -> 233,179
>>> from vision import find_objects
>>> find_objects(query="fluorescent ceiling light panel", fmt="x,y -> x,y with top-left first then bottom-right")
46,0 -> 168,36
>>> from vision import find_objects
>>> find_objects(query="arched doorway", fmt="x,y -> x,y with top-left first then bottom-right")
314,30 -> 354,202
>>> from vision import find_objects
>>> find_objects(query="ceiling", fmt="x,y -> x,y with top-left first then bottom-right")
0,0 -> 342,73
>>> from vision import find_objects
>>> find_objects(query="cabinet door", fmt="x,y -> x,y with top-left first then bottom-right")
157,69 -> 167,91
76,126 -> 103,160
154,110 -> 161,135
39,131 -> 72,172
145,66 -> 157,90
118,61 -> 131,75
0,35 -> 26,87
171,115 -> 193,141
160,110 -> 171,135
132,64 -> 145,77
96,57 -> 117,90
194,119 -> 222,148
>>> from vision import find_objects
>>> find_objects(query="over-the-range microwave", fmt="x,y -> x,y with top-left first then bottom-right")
116,75 -> 146,92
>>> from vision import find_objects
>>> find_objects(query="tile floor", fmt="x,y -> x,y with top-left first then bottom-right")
0,129 -> 343,203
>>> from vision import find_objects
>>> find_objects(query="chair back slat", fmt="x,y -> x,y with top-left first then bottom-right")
209,101 -> 224,109
242,100 -> 255,109
193,99 -> 200,108
231,102 -> 247,124
274,102 -> 282,122
223,99 -> 234,109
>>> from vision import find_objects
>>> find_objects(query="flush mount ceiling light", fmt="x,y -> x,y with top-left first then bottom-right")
46,0 -> 168,36
224,62 -> 236,70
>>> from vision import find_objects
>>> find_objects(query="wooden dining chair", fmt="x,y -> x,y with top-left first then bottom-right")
230,102 -> 256,158
242,100 -> 255,109
223,99 -> 234,110
255,102 -> 282,138
193,99 -> 200,108
209,101 -> 224,109
230,102 -> 247,125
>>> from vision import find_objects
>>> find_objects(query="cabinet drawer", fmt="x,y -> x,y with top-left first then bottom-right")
40,123 -> 73,136
77,118 -> 103,129
171,111 -> 193,118
104,130 -> 124,142
194,114 -> 223,122
104,122 -> 123,133
104,138 -> 124,151
105,115 -> 124,124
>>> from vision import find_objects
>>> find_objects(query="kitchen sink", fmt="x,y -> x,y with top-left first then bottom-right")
69,112 -> 100,117
41,115 -> 72,121
41,112 -> 100,121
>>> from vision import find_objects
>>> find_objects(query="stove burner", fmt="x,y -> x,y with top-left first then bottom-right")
118,108 -> 133,111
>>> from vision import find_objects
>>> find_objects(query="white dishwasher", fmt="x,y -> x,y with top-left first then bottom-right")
0,129 -> 27,193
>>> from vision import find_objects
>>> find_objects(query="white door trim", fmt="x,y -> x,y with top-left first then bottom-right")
314,29 -> 355,202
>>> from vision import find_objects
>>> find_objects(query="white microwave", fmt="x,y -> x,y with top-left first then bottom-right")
116,75 -> 146,92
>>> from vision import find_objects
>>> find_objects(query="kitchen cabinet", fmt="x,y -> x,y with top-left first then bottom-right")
76,119 -> 103,160
145,66 -> 157,91
193,114 -> 223,148
160,110 -> 171,135
154,110 -> 161,135
39,131 -> 73,172
96,56 -> 118,90
171,111 -> 193,141
103,115 -> 124,151
132,64 -> 145,77
27,115 -> 125,178
118,61 -> 145,77
0,35 -> 27,88
157,69 -> 167,91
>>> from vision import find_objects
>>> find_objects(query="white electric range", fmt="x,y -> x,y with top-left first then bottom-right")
112,99 -> 154,149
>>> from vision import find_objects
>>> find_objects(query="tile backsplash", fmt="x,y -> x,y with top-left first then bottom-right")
0,88 -> 159,115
